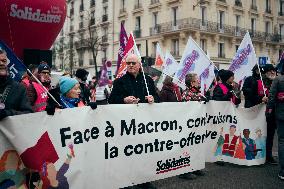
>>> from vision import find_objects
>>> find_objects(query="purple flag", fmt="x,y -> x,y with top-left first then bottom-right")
98,60 -> 110,87
116,23 -> 128,74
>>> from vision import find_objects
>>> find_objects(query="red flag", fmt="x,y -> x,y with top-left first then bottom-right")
116,34 -> 135,78
20,132 -> 59,171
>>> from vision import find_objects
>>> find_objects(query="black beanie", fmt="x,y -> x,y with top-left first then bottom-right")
75,68 -> 89,80
218,69 -> 234,83
262,64 -> 275,74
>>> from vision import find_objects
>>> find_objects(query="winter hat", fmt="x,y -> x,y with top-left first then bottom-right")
59,76 -> 78,95
37,62 -> 50,73
262,64 -> 275,74
218,69 -> 234,83
75,68 -> 89,80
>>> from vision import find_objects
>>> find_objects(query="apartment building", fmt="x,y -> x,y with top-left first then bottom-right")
53,0 -> 284,75
113,0 -> 284,69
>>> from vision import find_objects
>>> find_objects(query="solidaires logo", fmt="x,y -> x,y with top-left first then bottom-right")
156,152 -> 191,174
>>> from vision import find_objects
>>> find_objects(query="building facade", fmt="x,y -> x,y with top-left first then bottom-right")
54,0 -> 284,75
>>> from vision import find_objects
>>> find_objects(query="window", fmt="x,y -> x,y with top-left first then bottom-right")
171,39 -> 179,56
265,0 -> 271,13
79,52 -> 83,67
218,43 -> 225,58
201,7 -> 206,26
172,7 -> 178,26
236,15 -> 240,32
121,20 -> 125,26
280,24 -> 284,41
135,16 -> 141,30
235,45 -> 239,52
104,6 -> 108,15
218,11 -> 225,30
137,44 -> 141,52
200,39 -> 206,52
153,12 -> 158,27
265,21 -> 271,34
121,0 -> 125,9
280,0 -> 284,15
251,18 -> 256,33
152,42 -> 157,57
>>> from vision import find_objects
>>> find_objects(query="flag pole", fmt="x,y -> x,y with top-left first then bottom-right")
132,33 -> 150,96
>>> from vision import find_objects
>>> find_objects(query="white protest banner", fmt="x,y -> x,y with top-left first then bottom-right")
228,32 -> 257,84
162,52 -> 178,77
174,37 -> 211,85
0,103 -> 207,189
0,102 -> 266,188
205,103 -> 266,166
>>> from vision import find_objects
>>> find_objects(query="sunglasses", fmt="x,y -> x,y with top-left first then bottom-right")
126,61 -> 137,65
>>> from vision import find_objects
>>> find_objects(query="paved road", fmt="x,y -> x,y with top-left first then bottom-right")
152,136 -> 283,189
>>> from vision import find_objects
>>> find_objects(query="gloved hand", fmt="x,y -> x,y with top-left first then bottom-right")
46,105 -> 56,115
0,109 -> 7,120
89,102 -> 97,110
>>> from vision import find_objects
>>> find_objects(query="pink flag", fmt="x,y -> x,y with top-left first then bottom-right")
98,60 -> 111,86
116,23 -> 128,74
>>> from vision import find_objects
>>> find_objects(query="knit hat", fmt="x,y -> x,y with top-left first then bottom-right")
218,69 -> 234,83
37,62 -> 50,73
262,64 -> 275,74
75,68 -> 89,80
59,76 -> 78,95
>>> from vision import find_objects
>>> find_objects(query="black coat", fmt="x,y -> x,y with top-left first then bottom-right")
212,82 -> 241,105
108,72 -> 160,104
159,84 -> 178,102
242,75 -> 263,108
0,78 -> 33,116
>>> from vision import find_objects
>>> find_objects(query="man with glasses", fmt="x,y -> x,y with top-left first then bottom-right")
108,53 -> 159,104
27,62 -> 51,112
0,49 -> 32,120
108,53 -> 159,189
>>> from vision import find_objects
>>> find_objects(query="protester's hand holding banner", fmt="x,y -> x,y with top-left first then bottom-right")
0,102 -> 266,188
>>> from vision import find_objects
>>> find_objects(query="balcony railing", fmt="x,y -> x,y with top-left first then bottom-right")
74,39 -> 89,49
151,0 -> 160,4
217,0 -> 226,3
134,29 -> 141,38
102,15 -> 108,22
234,0 -> 242,7
149,17 -> 284,43
250,4 -> 257,11
134,3 -> 142,9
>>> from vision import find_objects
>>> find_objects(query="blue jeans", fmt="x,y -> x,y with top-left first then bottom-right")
277,120 -> 284,174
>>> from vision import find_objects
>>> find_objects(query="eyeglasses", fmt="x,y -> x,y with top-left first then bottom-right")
126,61 -> 137,65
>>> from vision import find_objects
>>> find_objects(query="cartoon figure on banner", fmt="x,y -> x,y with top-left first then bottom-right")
254,128 -> 266,159
0,150 -> 26,188
234,133 -> 246,160
222,125 -> 239,157
39,144 -> 75,189
214,127 -> 224,156
242,129 -> 257,160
